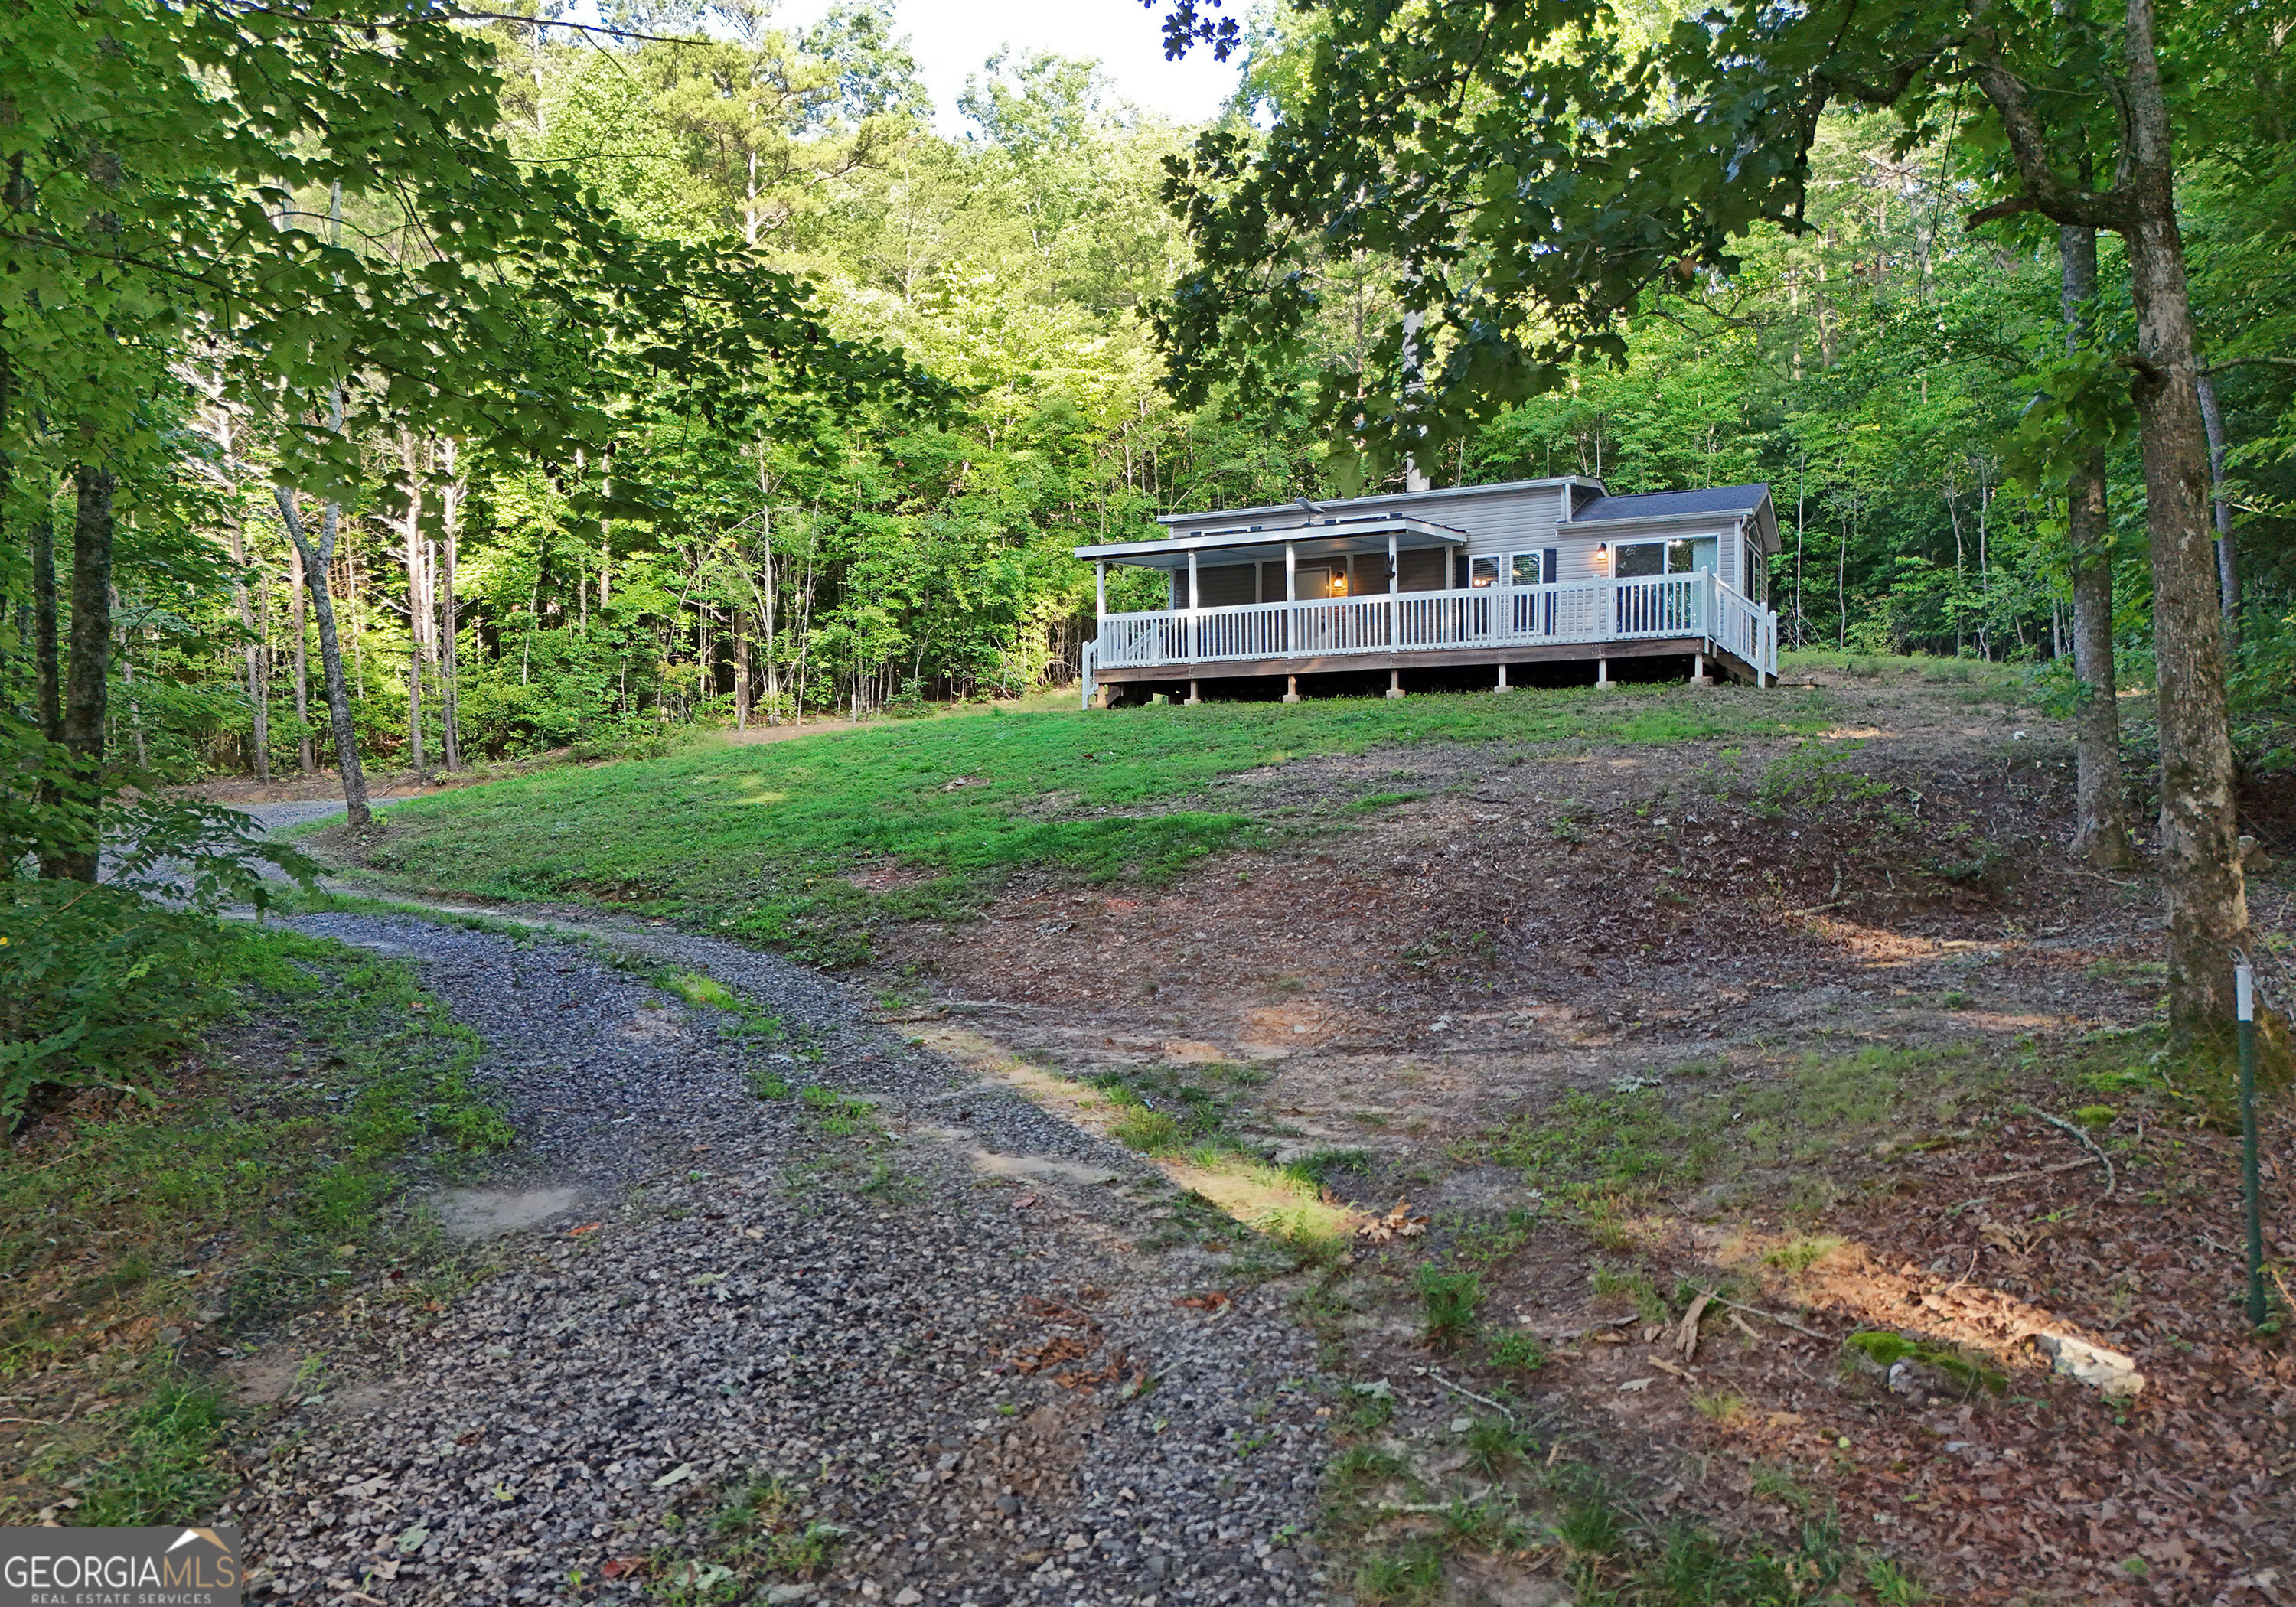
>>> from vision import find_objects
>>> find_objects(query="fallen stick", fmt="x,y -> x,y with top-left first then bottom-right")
2030,1110 -> 2116,1198
1975,1157 -> 2098,1186
1426,1367 -> 1518,1427
1714,1296 -> 1832,1343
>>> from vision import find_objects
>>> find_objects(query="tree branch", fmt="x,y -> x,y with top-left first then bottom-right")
2200,356 -> 2296,375
1965,5 -> 2128,230
1962,194 -> 2034,230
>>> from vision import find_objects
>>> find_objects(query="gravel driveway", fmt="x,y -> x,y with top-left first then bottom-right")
225,906 -> 1334,1607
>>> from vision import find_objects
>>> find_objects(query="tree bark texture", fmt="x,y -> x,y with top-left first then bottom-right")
289,539 -> 314,773
275,484 -> 372,827
2198,373 -> 2239,638
2119,0 -> 2247,1032
2060,223 -> 2135,868
54,466 -> 115,882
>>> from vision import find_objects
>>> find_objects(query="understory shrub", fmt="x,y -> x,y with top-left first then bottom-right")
0,884 -> 223,1127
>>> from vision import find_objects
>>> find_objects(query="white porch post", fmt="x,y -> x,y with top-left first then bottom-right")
1187,549 -> 1200,667
1094,560 -> 1107,621
1387,533 -> 1399,653
1495,663 -> 1509,693
1281,541 -> 1299,668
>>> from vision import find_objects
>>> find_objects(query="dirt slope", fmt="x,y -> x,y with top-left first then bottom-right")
857,666 -> 2296,1604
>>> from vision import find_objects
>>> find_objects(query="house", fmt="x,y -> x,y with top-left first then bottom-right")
1075,478 -> 1782,706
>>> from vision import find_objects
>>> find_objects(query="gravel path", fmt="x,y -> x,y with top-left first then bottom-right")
227,903 -> 1335,1607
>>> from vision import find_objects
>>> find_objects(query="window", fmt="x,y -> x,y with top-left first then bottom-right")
1509,549 -> 1555,585
1470,556 -> 1500,588
1613,541 -> 1667,578
1615,538 -> 1713,578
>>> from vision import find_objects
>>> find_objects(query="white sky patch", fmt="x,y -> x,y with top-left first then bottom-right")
771,0 -> 1244,134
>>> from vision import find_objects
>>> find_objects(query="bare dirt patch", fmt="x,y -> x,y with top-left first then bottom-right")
865,668 -> 2296,1601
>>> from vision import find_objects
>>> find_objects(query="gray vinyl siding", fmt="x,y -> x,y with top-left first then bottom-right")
1397,549 -> 1448,592
1198,564 -> 1257,608
1158,482 -> 1760,596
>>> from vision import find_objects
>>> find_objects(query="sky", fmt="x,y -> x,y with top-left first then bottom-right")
771,0 -> 1247,134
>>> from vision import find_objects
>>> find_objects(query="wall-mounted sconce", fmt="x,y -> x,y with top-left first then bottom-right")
1593,542 -> 1610,573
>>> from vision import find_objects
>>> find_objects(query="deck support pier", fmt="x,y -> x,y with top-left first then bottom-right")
1691,650 -> 1711,687
1386,669 -> 1404,699
1185,678 -> 1202,706
1282,674 -> 1300,704
1596,657 -> 1610,688
1495,663 -> 1510,693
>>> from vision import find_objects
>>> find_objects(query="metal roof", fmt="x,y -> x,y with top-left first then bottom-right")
1574,484 -> 1773,521
1153,476 -> 1598,528
1075,515 -> 1469,569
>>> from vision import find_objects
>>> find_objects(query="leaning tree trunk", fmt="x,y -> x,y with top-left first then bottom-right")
2198,373 -> 2239,644
2120,0 -> 2246,1034
54,466 -> 116,882
2060,223 -> 2136,868
275,485 -> 372,828
289,540 -> 315,774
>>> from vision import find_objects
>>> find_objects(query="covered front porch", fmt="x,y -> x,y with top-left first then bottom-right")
1075,516 -> 1779,706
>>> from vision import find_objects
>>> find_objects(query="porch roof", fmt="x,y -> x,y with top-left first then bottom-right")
1073,515 -> 1468,573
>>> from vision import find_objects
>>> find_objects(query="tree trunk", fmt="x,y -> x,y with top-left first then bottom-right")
223,488 -> 270,781
54,466 -> 115,882
275,485 -> 372,827
598,444 -> 612,611
2119,0 -> 2245,1034
2198,373 -> 2239,642
289,539 -> 315,773
400,447 -> 427,781
31,510 -> 65,875
732,606 -> 751,729
2060,222 -> 2136,868
440,446 -> 463,772
31,511 -> 59,745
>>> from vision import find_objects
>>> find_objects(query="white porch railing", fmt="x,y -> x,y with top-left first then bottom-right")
1092,573 -> 1779,679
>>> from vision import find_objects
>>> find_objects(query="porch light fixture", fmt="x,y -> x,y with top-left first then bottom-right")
1593,542 -> 1609,572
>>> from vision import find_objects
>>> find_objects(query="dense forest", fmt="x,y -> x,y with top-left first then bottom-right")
9,0 -> 2292,789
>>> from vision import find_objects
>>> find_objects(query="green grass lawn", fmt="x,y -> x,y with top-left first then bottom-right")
329,683 -> 1832,965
